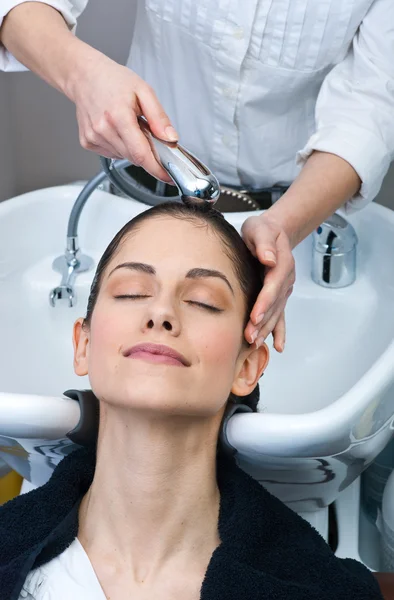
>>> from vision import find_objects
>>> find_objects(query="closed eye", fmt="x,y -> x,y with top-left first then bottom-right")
114,294 -> 150,299
114,295 -> 222,313
187,301 -> 223,313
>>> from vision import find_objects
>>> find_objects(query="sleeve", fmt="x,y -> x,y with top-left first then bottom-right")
0,0 -> 89,72
296,0 -> 394,214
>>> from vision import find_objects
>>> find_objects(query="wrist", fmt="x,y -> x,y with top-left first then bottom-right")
62,39 -> 106,101
260,151 -> 361,249
259,201 -> 301,250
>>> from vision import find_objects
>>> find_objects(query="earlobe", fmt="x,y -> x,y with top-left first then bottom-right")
231,342 -> 269,397
73,318 -> 89,377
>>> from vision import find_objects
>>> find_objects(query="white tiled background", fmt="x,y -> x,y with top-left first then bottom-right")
0,0 -> 393,209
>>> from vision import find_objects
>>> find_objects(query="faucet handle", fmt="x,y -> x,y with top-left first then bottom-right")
313,213 -> 358,255
49,252 -> 94,308
312,213 -> 358,288
49,285 -> 75,308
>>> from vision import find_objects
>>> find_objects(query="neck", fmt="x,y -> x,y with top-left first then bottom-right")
78,406 -> 222,582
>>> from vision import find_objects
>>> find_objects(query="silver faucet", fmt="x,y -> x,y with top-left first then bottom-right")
50,120 -> 221,307
311,213 -> 358,288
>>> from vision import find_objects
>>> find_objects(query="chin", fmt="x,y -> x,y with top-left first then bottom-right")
97,384 -> 219,418
90,368 -> 227,417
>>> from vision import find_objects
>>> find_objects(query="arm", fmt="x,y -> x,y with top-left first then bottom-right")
266,0 -> 394,248
0,2 -> 178,180
0,1 -> 88,73
242,150 -> 361,349
264,150 -> 361,249
243,0 -> 394,349
0,2 -> 88,91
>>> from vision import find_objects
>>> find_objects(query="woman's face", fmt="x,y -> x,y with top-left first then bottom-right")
73,216 -> 268,417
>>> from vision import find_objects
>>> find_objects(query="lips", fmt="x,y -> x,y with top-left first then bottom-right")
123,343 -> 190,367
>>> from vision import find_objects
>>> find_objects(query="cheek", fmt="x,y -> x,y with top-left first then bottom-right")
88,308 -> 124,368
195,318 -> 242,374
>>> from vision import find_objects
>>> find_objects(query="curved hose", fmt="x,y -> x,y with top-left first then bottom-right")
67,158 -> 181,240
67,168 -> 110,239
100,157 -> 180,207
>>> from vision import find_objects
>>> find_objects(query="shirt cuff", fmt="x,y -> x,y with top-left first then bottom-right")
0,0 -> 78,72
296,124 -> 391,214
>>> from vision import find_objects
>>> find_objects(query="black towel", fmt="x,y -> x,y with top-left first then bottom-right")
0,444 -> 383,599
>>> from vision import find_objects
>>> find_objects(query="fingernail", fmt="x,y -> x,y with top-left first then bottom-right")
165,126 -> 178,142
255,313 -> 264,325
264,251 -> 276,264
250,330 -> 258,344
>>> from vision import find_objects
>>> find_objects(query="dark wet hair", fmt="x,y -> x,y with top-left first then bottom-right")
83,202 -> 263,411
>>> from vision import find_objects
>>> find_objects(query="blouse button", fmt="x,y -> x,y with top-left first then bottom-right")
232,26 -> 244,40
221,134 -> 233,147
223,87 -> 237,99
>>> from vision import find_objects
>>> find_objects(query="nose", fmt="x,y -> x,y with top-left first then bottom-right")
142,299 -> 181,336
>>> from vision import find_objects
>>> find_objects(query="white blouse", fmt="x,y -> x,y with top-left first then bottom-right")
19,538 -> 106,600
1,0 -> 394,212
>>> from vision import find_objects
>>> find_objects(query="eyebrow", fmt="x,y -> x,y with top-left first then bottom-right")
108,262 -> 234,295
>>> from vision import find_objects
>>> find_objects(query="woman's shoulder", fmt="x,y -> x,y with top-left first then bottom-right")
0,446 -> 95,535
217,458 -> 383,598
0,447 -> 96,599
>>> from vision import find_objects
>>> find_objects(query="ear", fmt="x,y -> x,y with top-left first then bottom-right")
73,318 -> 89,377
231,342 -> 269,397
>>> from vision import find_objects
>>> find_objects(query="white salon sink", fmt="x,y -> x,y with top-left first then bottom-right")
0,185 -> 393,517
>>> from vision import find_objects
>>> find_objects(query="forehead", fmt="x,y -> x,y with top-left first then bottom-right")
111,216 -> 237,277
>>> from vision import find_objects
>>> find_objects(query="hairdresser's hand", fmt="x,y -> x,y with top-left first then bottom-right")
241,213 -> 295,353
67,51 -> 178,182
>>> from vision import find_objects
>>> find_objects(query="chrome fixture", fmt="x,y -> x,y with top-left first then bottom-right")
49,164 -> 122,308
49,238 -> 94,308
311,213 -> 358,288
101,116 -> 220,207
50,118 -> 221,307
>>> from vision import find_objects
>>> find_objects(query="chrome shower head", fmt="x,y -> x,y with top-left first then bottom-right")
137,116 -> 220,207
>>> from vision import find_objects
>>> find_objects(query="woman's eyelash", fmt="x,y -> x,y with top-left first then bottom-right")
114,294 -> 149,299
187,301 -> 223,313
114,295 -> 222,313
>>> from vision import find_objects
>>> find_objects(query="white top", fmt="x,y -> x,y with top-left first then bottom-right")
19,538 -> 106,599
1,0 -> 394,212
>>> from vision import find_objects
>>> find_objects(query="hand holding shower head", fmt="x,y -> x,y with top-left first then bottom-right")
137,116 -> 220,206
100,118 -> 221,208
